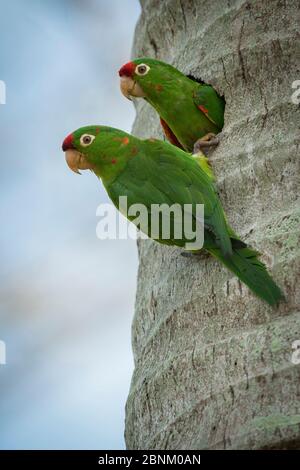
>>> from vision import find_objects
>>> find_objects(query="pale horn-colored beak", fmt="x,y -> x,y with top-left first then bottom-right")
120,76 -> 145,100
65,149 -> 93,175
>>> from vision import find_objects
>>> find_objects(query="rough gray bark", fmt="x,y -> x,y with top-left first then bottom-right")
125,0 -> 300,449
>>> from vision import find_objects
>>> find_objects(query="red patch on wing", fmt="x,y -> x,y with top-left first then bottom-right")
155,84 -> 163,92
111,159 -> 117,164
62,133 -> 74,151
198,104 -> 208,115
118,61 -> 135,77
160,118 -> 184,150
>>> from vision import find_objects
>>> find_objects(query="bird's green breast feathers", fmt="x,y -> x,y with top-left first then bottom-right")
143,77 -> 221,151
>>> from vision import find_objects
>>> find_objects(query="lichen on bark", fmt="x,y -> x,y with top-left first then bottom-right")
125,0 -> 300,450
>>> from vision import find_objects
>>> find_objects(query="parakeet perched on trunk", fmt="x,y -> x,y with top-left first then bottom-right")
118,58 -> 225,153
62,126 -> 284,306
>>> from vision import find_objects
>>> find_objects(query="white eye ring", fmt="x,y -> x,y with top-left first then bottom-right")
80,134 -> 95,147
135,63 -> 150,76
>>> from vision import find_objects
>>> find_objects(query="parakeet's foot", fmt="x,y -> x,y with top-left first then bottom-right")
181,250 -> 210,260
193,132 -> 221,154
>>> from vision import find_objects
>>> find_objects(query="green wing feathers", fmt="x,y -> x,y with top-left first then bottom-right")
145,140 -> 233,256
193,85 -> 225,130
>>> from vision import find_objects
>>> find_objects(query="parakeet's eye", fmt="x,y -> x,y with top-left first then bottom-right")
136,64 -> 150,76
80,134 -> 95,147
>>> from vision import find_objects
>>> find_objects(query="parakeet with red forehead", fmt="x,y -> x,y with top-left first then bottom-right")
62,125 -> 284,306
118,58 -> 225,153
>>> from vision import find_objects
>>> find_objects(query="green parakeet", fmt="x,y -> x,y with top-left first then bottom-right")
62,126 -> 284,306
119,58 -> 225,153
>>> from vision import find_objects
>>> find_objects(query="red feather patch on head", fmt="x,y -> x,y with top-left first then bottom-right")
118,61 -> 135,77
62,133 -> 74,151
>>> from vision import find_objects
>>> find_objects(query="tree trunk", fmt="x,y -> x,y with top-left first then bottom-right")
125,0 -> 300,450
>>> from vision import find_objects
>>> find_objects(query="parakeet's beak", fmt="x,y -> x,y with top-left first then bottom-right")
119,76 -> 145,100
65,149 -> 92,174
119,63 -> 145,100
62,134 -> 93,174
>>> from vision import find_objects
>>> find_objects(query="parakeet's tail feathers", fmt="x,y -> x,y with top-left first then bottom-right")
209,245 -> 285,306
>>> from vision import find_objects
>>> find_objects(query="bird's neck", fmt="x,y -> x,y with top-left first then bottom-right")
145,78 -> 196,122
93,132 -> 139,185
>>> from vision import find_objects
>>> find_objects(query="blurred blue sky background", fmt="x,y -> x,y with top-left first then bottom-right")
0,0 -> 141,449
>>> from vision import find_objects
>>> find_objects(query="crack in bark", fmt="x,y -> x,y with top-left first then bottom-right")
223,386 -> 235,449
146,25 -> 159,56
243,357 -> 250,390
237,18 -> 247,82
144,379 -> 153,430
191,344 -> 198,371
221,57 -> 232,94
179,0 -> 187,32
260,89 -> 269,129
